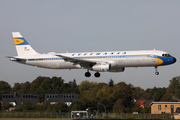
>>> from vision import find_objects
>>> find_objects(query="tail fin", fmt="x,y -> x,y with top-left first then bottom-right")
12,32 -> 38,56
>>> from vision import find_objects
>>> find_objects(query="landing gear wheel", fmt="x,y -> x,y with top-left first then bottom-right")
155,72 -> 159,75
94,72 -> 100,78
85,72 -> 91,77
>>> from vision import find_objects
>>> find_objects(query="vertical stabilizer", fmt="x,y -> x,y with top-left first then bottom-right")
12,32 -> 38,56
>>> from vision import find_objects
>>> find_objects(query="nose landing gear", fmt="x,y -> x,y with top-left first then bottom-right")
155,71 -> 159,75
154,66 -> 159,75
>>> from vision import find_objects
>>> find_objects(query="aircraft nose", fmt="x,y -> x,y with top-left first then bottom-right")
173,57 -> 177,63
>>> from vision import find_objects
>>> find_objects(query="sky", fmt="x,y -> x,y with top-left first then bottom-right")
0,0 -> 180,89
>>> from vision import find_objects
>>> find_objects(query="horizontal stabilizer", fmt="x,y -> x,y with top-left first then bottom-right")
6,56 -> 27,61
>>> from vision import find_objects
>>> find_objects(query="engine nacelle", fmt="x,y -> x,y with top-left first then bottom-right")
91,63 -> 110,72
109,67 -> 125,72
91,62 -> 125,72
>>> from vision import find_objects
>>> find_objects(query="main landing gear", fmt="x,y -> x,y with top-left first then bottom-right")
85,71 -> 91,77
94,72 -> 100,77
85,70 -> 100,78
154,66 -> 159,75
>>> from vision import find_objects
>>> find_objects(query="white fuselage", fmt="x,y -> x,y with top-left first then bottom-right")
13,50 -> 174,72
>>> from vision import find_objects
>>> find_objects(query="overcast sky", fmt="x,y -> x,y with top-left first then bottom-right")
0,0 -> 180,89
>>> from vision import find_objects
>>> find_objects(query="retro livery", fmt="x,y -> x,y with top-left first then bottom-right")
8,32 -> 176,77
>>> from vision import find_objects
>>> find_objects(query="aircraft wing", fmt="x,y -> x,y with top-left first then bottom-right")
56,54 -> 96,68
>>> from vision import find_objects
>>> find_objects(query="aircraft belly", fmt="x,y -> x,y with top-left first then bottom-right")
39,61 -> 60,69
58,61 -> 77,69
26,61 -> 37,67
27,60 -> 77,69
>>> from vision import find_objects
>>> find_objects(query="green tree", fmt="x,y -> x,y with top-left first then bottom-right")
108,79 -> 114,87
0,102 -> 2,111
68,79 -> 79,94
113,99 -> 124,113
143,106 -> 151,113
34,103 -> 50,112
96,85 -> 113,98
78,80 -> 97,95
36,76 -> 65,102
87,98 -> 98,112
146,88 -> 151,93
30,76 -> 47,93
175,89 -> 180,99
15,100 -> 34,111
132,87 -> 147,99
71,99 -> 85,111
0,81 -> 11,100
46,104 -> 56,112
168,76 -> 180,94
19,81 -> 30,93
132,104 -> 143,113
152,92 -> 161,100
146,87 -> 166,100
160,94 -> 172,101
55,102 -> 68,113
106,95 -> 116,111
167,76 -> 180,99
43,102 -> 68,112
113,82 -> 133,108
51,76 -> 65,93
63,83 -> 74,93
11,83 -> 21,93
98,98 -> 108,113
2,102 -> 13,111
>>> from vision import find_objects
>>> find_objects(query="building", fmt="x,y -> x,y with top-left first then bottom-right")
2,93 -> 38,108
44,93 -> 78,106
150,102 -> 180,114
135,99 -> 154,108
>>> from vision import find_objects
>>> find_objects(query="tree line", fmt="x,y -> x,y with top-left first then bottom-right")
0,76 -> 180,113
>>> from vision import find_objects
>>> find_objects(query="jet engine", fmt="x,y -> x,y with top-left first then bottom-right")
91,62 -> 125,72
91,63 -> 110,72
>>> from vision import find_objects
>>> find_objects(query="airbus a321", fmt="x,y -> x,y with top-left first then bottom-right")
8,32 -> 177,78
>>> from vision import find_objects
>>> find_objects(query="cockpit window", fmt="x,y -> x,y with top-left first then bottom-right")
162,54 -> 171,57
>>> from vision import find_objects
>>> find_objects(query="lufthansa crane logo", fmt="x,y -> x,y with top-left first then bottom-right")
14,38 -> 24,45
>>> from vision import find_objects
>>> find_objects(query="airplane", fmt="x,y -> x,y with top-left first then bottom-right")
8,32 -> 176,78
